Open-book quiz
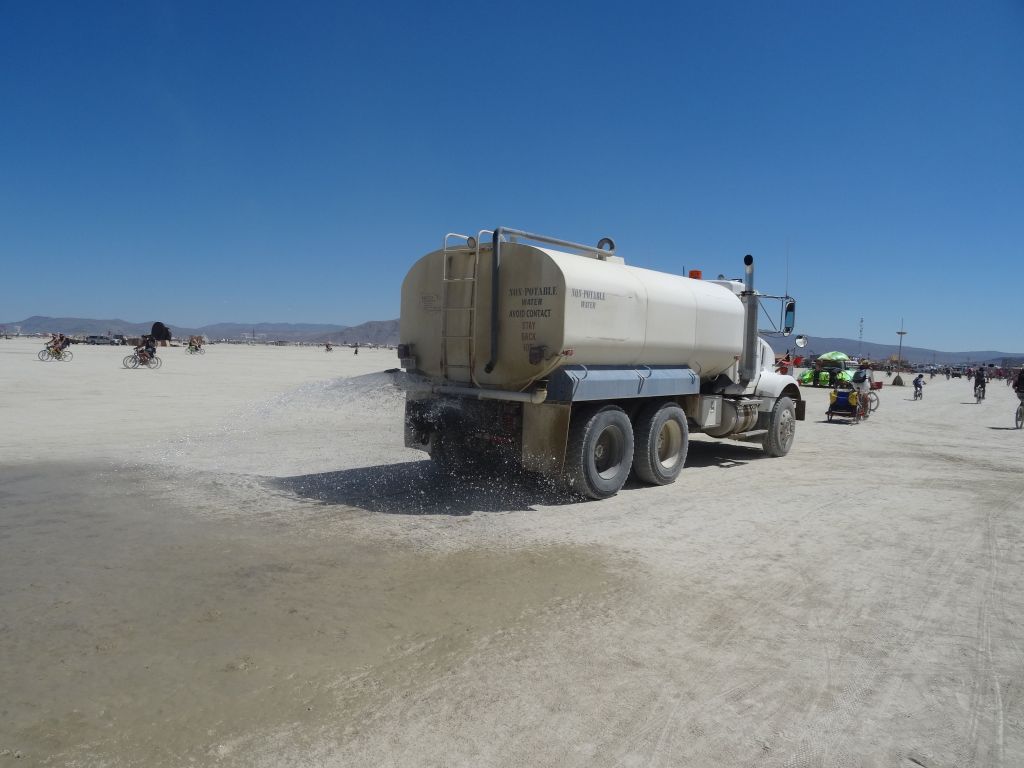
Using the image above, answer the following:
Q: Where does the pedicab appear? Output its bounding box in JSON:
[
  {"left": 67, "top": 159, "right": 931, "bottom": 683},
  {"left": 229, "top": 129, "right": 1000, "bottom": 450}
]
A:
[{"left": 826, "top": 386, "right": 868, "bottom": 423}]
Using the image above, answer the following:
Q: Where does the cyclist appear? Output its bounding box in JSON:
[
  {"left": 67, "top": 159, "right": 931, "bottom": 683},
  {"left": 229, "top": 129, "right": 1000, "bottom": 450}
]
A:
[
  {"left": 973, "top": 367, "right": 987, "bottom": 400},
  {"left": 851, "top": 362, "right": 873, "bottom": 396},
  {"left": 1014, "top": 369, "right": 1024, "bottom": 394},
  {"left": 325, "top": 342, "right": 333, "bottom": 352},
  {"left": 136, "top": 334, "right": 157, "bottom": 364},
  {"left": 850, "top": 363, "right": 873, "bottom": 418},
  {"left": 50, "top": 333, "right": 71, "bottom": 357},
  {"left": 913, "top": 373, "right": 925, "bottom": 398},
  {"left": 48, "top": 332, "right": 67, "bottom": 353}
]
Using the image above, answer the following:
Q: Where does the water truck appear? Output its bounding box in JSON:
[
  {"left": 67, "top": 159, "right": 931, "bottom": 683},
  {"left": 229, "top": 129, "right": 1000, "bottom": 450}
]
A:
[{"left": 397, "top": 227, "right": 805, "bottom": 499}]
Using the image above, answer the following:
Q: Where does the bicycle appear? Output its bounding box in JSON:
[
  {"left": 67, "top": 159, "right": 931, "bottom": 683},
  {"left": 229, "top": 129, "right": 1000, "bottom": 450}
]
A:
[
  {"left": 38, "top": 346, "right": 73, "bottom": 362},
  {"left": 186, "top": 346, "right": 205, "bottom": 355},
  {"left": 974, "top": 384, "right": 986, "bottom": 404},
  {"left": 123, "top": 352, "right": 162, "bottom": 369},
  {"left": 913, "top": 386, "right": 923, "bottom": 401}
]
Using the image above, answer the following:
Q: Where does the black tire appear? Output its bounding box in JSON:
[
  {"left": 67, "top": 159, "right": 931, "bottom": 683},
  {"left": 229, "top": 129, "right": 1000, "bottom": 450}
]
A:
[
  {"left": 1016, "top": 404, "right": 1023, "bottom": 429},
  {"left": 763, "top": 396, "right": 797, "bottom": 456},
  {"left": 868, "top": 391, "right": 879, "bottom": 411},
  {"left": 123, "top": 354, "right": 139, "bottom": 369},
  {"left": 38, "top": 348, "right": 51, "bottom": 361},
  {"left": 632, "top": 402, "right": 688, "bottom": 486},
  {"left": 564, "top": 405, "right": 634, "bottom": 499}
]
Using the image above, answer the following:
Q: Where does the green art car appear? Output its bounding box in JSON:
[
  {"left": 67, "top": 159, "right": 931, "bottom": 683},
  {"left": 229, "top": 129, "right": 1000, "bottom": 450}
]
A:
[{"left": 801, "top": 368, "right": 851, "bottom": 387}]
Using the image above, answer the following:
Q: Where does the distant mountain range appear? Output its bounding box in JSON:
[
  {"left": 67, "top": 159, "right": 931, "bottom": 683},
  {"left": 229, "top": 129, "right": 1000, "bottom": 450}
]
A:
[
  {"left": 3, "top": 316, "right": 1021, "bottom": 365},
  {"left": 0, "top": 316, "right": 400, "bottom": 345},
  {"left": 768, "top": 336, "right": 1024, "bottom": 366}
]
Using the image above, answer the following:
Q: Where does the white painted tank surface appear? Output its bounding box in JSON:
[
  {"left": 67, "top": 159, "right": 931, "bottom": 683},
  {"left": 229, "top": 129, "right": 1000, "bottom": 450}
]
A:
[{"left": 400, "top": 243, "right": 745, "bottom": 391}]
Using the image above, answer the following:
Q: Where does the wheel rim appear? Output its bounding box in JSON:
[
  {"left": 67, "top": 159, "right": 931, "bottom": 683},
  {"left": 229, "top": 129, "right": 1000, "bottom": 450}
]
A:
[
  {"left": 593, "top": 425, "right": 625, "bottom": 479},
  {"left": 778, "top": 409, "right": 795, "bottom": 450},
  {"left": 656, "top": 420, "right": 683, "bottom": 470}
]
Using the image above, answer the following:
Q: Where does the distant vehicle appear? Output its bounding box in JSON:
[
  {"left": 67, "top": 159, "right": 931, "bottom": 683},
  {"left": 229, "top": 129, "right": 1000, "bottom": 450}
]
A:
[
  {"left": 951, "top": 367, "right": 964, "bottom": 378},
  {"left": 86, "top": 335, "right": 108, "bottom": 345}
]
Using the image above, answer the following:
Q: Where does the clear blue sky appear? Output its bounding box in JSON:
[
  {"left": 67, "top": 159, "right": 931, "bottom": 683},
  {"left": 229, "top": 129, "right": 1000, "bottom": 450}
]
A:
[{"left": 2, "top": 1, "right": 1022, "bottom": 351}]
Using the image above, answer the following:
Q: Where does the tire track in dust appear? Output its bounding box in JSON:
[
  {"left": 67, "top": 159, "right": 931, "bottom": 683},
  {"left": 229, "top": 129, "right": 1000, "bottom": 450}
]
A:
[
  {"left": 775, "top": 524, "right": 984, "bottom": 767},
  {"left": 625, "top": 539, "right": 832, "bottom": 764},
  {"left": 596, "top": 576, "right": 808, "bottom": 767},
  {"left": 966, "top": 485, "right": 1023, "bottom": 767},
  {"left": 777, "top": 481, "right": 1024, "bottom": 768},
  {"left": 622, "top": 496, "right": 856, "bottom": 768}
]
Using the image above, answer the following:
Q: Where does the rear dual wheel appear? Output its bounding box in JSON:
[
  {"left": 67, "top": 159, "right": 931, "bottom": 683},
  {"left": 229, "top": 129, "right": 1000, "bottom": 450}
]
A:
[
  {"left": 632, "top": 403, "right": 688, "bottom": 486},
  {"left": 565, "top": 402, "right": 690, "bottom": 500},
  {"left": 565, "top": 405, "right": 634, "bottom": 500}
]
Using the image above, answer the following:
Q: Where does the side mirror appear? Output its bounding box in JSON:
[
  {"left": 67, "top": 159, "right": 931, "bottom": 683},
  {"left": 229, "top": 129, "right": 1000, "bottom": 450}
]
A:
[
  {"left": 783, "top": 301, "right": 796, "bottom": 336},
  {"left": 795, "top": 334, "right": 808, "bottom": 348}
]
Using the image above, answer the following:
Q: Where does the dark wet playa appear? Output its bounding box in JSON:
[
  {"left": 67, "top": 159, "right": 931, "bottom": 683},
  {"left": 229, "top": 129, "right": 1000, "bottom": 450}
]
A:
[{"left": 0, "top": 461, "right": 617, "bottom": 765}]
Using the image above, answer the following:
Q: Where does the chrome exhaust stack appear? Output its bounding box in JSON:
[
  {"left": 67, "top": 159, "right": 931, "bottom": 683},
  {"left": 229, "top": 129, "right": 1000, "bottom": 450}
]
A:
[{"left": 740, "top": 254, "right": 759, "bottom": 384}]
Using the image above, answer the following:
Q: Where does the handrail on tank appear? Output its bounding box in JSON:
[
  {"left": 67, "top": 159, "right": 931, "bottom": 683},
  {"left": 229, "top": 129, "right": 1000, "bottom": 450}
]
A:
[{"left": 484, "top": 227, "right": 617, "bottom": 374}]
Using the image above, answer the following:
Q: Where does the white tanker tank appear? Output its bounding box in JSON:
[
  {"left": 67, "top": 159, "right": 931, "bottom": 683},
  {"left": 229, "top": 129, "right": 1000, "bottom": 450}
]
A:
[{"left": 397, "top": 227, "right": 805, "bottom": 500}]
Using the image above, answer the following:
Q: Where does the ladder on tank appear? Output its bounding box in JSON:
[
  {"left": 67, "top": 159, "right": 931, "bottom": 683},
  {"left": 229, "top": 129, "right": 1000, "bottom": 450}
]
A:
[{"left": 440, "top": 233, "right": 484, "bottom": 383}]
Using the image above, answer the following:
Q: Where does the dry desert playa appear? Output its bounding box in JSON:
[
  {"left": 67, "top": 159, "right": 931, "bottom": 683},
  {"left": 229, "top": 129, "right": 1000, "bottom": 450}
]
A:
[{"left": 1, "top": 336, "right": 1022, "bottom": 767}]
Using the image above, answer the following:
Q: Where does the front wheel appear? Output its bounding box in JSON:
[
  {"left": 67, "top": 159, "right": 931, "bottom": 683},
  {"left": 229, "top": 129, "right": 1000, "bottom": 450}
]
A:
[
  {"left": 867, "top": 391, "right": 879, "bottom": 411},
  {"left": 38, "top": 348, "right": 51, "bottom": 361},
  {"left": 1016, "top": 404, "right": 1023, "bottom": 429},
  {"left": 763, "top": 396, "right": 797, "bottom": 456},
  {"left": 632, "top": 402, "right": 688, "bottom": 486},
  {"left": 565, "top": 405, "right": 634, "bottom": 499},
  {"left": 123, "top": 354, "right": 139, "bottom": 369}
]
